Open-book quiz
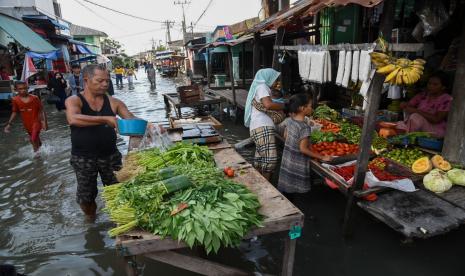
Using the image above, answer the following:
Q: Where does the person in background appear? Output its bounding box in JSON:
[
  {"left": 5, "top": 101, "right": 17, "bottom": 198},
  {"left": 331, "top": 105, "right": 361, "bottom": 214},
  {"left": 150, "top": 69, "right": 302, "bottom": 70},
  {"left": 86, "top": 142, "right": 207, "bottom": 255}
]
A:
[
  {"left": 48, "top": 72, "right": 69, "bottom": 111},
  {"left": 244, "top": 68, "right": 285, "bottom": 181},
  {"left": 147, "top": 64, "right": 156, "bottom": 88},
  {"left": 114, "top": 65, "right": 125, "bottom": 88},
  {"left": 0, "top": 66, "right": 10, "bottom": 80},
  {"left": 107, "top": 70, "right": 115, "bottom": 96},
  {"left": 4, "top": 81, "right": 46, "bottom": 152},
  {"left": 65, "top": 64, "right": 136, "bottom": 221},
  {"left": 396, "top": 71, "right": 452, "bottom": 138},
  {"left": 126, "top": 67, "right": 137, "bottom": 86},
  {"left": 276, "top": 93, "right": 330, "bottom": 198},
  {"left": 67, "top": 64, "right": 84, "bottom": 95}
]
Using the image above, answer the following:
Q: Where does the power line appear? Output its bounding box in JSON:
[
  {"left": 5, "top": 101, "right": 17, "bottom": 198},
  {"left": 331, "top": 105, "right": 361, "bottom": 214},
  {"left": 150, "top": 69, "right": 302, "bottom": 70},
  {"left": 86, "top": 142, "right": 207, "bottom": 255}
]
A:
[
  {"left": 193, "top": 0, "right": 213, "bottom": 27},
  {"left": 82, "top": 0, "right": 170, "bottom": 24},
  {"left": 73, "top": 0, "right": 124, "bottom": 29},
  {"left": 113, "top": 28, "right": 165, "bottom": 39}
]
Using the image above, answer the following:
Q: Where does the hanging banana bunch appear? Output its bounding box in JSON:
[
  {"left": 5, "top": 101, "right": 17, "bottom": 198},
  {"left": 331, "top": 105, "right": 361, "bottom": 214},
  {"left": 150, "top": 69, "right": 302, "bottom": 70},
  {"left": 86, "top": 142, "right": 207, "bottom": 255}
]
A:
[{"left": 370, "top": 52, "right": 426, "bottom": 85}]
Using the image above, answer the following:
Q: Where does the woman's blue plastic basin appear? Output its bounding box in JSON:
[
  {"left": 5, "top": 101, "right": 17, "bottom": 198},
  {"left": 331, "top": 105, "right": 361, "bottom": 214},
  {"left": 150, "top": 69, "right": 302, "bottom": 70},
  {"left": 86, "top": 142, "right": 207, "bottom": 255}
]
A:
[{"left": 117, "top": 119, "right": 147, "bottom": 136}]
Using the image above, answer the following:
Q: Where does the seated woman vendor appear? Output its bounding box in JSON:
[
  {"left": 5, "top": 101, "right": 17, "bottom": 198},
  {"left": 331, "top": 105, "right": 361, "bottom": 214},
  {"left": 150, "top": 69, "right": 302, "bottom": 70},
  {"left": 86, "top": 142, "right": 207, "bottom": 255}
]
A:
[{"left": 396, "top": 71, "right": 452, "bottom": 138}]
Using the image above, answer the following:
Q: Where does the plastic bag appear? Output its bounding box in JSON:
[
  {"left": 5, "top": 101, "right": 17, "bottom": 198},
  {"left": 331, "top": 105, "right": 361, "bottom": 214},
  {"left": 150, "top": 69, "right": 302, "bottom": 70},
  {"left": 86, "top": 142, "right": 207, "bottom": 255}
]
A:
[
  {"left": 415, "top": 0, "right": 449, "bottom": 37},
  {"left": 139, "top": 124, "right": 173, "bottom": 151}
]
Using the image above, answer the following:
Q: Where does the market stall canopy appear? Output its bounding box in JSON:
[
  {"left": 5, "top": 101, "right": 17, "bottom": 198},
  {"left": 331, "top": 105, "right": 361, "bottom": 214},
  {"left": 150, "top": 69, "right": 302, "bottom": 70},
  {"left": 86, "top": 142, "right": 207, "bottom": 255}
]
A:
[
  {"left": 246, "top": 0, "right": 384, "bottom": 34},
  {"left": 0, "top": 13, "right": 56, "bottom": 53},
  {"left": 70, "top": 55, "right": 97, "bottom": 64},
  {"left": 22, "top": 15, "right": 69, "bottom": 30},
  {"left": 201, "top": 30, "right": 276, "bottom": 50},
  {"left": 68, "top": 39, "right": 96, "bottom": 55}
]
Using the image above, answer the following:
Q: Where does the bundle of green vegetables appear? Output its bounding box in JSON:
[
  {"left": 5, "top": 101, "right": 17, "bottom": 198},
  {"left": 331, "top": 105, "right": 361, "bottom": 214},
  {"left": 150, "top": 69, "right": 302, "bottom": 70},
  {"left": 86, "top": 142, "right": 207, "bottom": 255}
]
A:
[
  {"left": 102, "top": 142, "right": 263, "bottom": 254},
  {"left": 310, "top": 130, "right": 338, "bottom": 143},
  {"left": 314, "top": 105, "right": 340, "bottom": 122},
  {"left": 339, "top": 121, "right": 362, "bottom": 144}
]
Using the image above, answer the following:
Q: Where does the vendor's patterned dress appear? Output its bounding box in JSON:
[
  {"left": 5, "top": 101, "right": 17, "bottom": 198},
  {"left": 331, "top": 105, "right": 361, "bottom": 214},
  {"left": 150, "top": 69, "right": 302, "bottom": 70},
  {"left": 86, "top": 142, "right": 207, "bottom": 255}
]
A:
[{"left": 277, "top": 118, "right": 312, "bottom": 193}]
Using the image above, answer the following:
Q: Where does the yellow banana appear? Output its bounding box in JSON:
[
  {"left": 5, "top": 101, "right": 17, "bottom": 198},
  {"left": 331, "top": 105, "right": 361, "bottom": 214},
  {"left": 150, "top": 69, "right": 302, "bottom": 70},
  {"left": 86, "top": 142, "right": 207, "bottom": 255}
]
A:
[
  {"left": 385, "top": 67, "right": 400, "bottom": 83},
  {"left": 396, "top": 58, "right": 411, "bottom": 67},
  {"left": 377, "top": 64, "right": 397, "bottom": 74},
  {"left": 413, "top": 59, "right": 426, "bottom": 65},
  {"left": 408, "top": 69, "right": 421, "bottom": 83},
  {"left": 370, "top": 52, "right": 390, "bottom": 60},
  {"left": 410, "top": 64, "right": 424, "bottom": 70},
  {"left": 402, "top": 68, "right": 411, "bottom": 85},
  {"left": 396, "top": 69, "right": 404, "bottom": 85}
]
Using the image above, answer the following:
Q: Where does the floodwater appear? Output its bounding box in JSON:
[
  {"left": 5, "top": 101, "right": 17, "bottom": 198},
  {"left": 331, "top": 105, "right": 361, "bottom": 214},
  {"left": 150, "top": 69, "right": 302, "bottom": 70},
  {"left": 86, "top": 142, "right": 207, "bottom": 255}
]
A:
[{"left": 1, "top": 71, "right": 465, "bottom": 276}]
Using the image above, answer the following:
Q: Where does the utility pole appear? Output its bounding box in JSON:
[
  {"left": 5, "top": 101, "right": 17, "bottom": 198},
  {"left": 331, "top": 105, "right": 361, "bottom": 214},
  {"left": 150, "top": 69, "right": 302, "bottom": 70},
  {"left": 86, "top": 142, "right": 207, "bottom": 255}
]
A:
[
  {"left": 162, "top": 20, "right": 175, "bottom": 48},
  {"left": 174, "top": 0, "right": 191, "bottom": 45}
]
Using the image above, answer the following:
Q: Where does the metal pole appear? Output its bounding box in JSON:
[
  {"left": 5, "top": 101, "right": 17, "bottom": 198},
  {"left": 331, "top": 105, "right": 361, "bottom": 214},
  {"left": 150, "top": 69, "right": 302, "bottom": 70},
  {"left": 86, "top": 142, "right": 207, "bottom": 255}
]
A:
[{"left": 228, "top": 46, "right": 236, "bottom": 105}]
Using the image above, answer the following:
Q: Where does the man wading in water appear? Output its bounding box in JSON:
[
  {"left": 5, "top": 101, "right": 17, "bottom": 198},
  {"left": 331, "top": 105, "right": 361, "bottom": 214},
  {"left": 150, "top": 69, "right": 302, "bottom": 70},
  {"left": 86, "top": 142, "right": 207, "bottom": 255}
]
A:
[{"left": 66, "top": 64, "right": 136, "bottom": 221}]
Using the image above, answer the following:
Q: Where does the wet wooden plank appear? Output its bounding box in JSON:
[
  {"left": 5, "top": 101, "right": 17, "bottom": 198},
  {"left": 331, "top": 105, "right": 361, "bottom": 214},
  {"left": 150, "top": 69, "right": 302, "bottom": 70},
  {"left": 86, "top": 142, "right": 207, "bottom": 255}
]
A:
[
  {"left": 145, "top": 250, "right": 249, "bottom": 276},
  {"left": 427, "top": 186, "right": 465, "bottom": 210},
  {"left": 358, "top": 189, "right": 465, "bottom": 238}
]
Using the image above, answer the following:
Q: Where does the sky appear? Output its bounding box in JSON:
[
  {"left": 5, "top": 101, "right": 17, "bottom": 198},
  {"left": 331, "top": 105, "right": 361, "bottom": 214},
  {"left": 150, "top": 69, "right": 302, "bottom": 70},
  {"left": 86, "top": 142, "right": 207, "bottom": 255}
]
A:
[{"left": 59, "top": 0, "right": 286, "bottom": 55}]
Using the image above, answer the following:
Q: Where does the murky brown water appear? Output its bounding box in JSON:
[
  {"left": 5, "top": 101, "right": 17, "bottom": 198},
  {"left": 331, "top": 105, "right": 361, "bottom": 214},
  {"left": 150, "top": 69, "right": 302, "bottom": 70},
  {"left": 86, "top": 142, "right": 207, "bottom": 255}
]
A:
[{"left": 1, "top": 70, "right": 465, "bottom": 276}]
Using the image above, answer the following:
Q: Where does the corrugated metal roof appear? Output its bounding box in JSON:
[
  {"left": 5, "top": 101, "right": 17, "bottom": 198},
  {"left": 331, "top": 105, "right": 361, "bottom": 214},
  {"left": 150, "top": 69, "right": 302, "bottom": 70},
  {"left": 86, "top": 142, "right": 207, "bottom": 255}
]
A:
[
  {"left": 70, "top": 23, "right": 107, "bottom": 37},
  {"left": 0, "top": 13, "right": 56, "bottom": 53},
  {"left": 246, "top": 0, "right": 383, "bottom": 34}
]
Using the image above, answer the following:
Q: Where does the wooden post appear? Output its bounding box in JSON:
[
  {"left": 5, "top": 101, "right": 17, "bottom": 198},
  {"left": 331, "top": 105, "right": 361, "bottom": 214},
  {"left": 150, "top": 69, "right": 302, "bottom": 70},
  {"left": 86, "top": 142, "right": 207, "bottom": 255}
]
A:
[
  {"left": 207, "top": 49, "right": 212, "bottom": 89},
  {"left": 442, "top": 18, "right": 465, "bottom": 165},
  {"left": 342, "top": 73, "right": 385, "bottom": 236},
  {"left": 342, "top": 0, "right": 396, "bottom": 237},
  {"left": 272, "top": 26, "right": 286, "bottom": 71},
  {"left": 315, "top": 13, "right": 321, "bottom": 45},
  {"left": 228, "top": 46, "right": 237, "bottom": 105},
  {"left": 242, "top": 42, "right": 246, "bottom": 88},
  {"left": 378, "top": 0, "right": 396, "bottom": 41},
  {"left": 124, "top": 256, "right": 137, "bottom": 276},
  {"left": 281, "top": 237, "right": 297, "bottom": 276},
  {"left": 253, "top": 32, "right": 261, "bottom": 76}
]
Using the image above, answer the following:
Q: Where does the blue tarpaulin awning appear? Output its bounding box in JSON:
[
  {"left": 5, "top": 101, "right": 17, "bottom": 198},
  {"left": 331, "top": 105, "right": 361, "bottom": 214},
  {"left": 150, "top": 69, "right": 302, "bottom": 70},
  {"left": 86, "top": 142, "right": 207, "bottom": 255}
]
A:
[
  {"left": 27, "top": 50, "right": 59, "bottom": 60},
  {"left": 0, "top": 13, "right": 56, "bottom": 53},
  {"left": 76, "top": 44, "right": 95, "bottom": 55},
  {"left": 71, "top": 55, "right": 97, "bottom": 64},
  {"left": 22, "top": 15, "right": 68, "bottom": 30}
]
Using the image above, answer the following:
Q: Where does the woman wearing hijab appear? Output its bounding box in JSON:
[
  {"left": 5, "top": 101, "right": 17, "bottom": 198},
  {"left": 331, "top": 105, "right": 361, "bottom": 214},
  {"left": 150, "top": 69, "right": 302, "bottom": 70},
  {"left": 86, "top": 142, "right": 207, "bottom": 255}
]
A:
[
  {"left": 244, "top": 68, "right": 285, "bottom": 180},
  {"left": 47, "top": 72, "right": 68, "bottom": 111}
]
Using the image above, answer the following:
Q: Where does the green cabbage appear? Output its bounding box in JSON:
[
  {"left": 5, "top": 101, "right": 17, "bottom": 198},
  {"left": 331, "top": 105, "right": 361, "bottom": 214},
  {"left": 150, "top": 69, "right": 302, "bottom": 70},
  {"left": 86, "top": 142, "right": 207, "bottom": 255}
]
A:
[
  {"left": 423, "top": 169, "right": 453, "bottom": 193},
  {"left": 446, "top": 169, "right": 465, "bottom": 186}
]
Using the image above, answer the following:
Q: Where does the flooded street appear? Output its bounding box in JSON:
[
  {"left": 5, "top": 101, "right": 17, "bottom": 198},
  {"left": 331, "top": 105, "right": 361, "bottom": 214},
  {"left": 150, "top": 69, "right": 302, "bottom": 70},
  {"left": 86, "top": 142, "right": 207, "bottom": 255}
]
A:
[{"left": 1, "top": 70, "right": 465, "bottom": 276}]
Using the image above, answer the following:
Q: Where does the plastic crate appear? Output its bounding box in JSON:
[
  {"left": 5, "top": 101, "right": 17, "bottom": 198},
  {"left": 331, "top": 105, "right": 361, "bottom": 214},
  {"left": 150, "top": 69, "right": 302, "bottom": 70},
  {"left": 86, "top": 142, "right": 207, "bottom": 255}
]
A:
[{"left": 417, "top": 137, "right": 443, "bottom": 151}]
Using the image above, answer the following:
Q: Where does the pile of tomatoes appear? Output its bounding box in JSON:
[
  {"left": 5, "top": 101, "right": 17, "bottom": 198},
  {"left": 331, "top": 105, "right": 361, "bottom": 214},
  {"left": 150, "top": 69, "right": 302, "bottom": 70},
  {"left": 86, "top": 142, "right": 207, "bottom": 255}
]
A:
[
  {"left": 311, "top": 142, "right": 359, "bottom": 157},
  {"left": 333, "top": 165, "right": 356, "bottom": 181},
  {"left": 315, "top": 119, "right": 341, "bottom": 133}
]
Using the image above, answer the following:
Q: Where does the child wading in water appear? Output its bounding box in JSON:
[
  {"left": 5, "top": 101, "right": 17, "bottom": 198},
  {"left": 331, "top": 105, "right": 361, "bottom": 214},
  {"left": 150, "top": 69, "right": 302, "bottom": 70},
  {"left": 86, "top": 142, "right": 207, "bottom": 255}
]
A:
[{"left": 277, "top": 93, "right": 330, "bottom": 195}]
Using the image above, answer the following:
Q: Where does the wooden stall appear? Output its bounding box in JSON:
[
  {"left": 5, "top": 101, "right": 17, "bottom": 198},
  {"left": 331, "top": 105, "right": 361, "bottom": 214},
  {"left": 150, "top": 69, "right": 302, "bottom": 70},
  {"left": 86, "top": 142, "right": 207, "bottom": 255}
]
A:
[
  {"left": 116, "top": 136, "right": 304, "bottom": 275},
  {"left": 162, "top": 92, "right": 225, "bottom": 120}
]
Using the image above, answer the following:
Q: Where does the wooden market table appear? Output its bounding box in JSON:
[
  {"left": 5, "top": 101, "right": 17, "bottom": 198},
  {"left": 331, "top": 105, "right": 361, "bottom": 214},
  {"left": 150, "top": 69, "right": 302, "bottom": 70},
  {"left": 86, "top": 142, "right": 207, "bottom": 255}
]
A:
[
  {"left": 162, "top": 92, "right": 226, "bottom": 120},
  {"left": 117, "top": 136, "right": 304, "bottom": 276},
  {"left": 309, "top": 159, "right": 465, "bottom": 239}
]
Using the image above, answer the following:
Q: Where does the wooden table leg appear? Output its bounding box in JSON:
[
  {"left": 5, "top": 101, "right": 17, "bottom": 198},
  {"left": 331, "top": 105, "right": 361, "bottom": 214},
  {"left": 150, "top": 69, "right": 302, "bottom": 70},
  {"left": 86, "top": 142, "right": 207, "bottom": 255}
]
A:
[
  {"left": 282, "top": 237, "right": 297, "bottom": 276},
  {"left": 177, "top": 106, "right": 182, "bottom": 119},
  {"left": 219, "top": 102, "right": 224, "bottom": 121},
  {"left": 124, "top": 256, "right": 138, "bottom": 276}
]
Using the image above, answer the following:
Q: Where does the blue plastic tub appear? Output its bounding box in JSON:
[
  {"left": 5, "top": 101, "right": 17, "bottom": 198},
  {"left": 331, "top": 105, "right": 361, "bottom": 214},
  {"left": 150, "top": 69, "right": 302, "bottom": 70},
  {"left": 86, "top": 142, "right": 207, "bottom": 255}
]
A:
[
  {"left": 117, "top": 119, "right": 147, "bottom": 136},
  {"left": 417, "top": 137, "right": 443, "bottom": 151}
]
